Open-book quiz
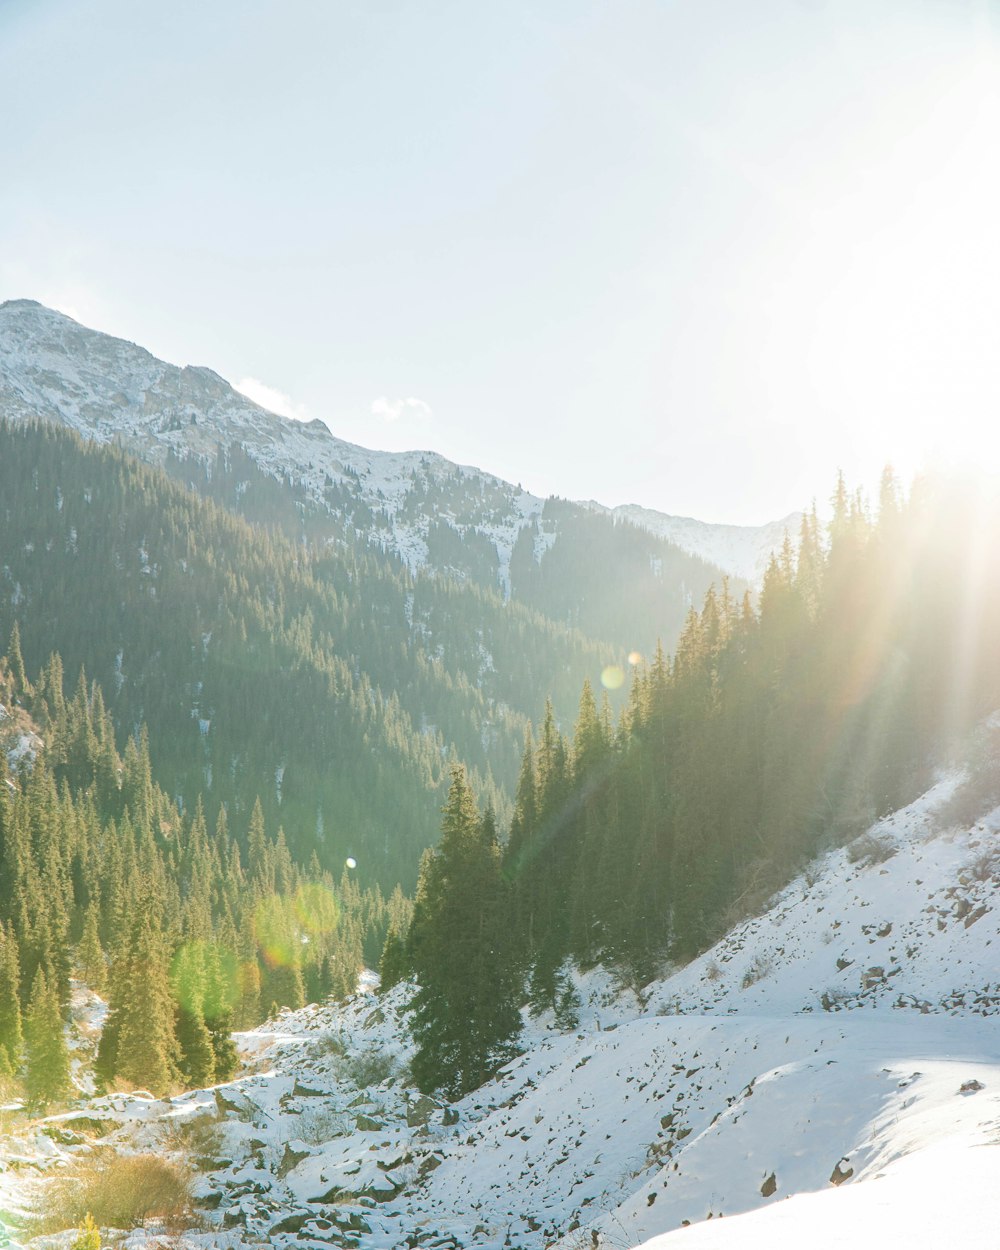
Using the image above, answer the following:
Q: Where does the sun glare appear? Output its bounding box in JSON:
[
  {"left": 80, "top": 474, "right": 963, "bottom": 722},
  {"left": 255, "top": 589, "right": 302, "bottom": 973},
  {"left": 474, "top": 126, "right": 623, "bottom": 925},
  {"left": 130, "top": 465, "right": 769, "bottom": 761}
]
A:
[{"left": 753, "top": 46, "right": 1000, "bottom": 496}]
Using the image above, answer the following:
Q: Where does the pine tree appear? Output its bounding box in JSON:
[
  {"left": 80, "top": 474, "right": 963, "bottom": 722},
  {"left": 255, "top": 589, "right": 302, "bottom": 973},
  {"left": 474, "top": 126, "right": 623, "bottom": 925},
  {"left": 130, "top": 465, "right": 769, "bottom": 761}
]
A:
[
  {"left": 106, "top": 919, "right": 181, "bottom": 1096},
  {"left": 408, "top": 769, "right": 522, "bottom": 1097},
  {"left": 0, "top": 922, "right": 23, "bottom": 1071},
  {"left": 6, "top": 621, "right": 29, "bottom": 700},
  {"left": 78, "top": 903, "right": 105, "bottom": 991},
  {"left": 24, "top": 965, "right": 69, "bottom": 1107},
  {"left": 171, "top": 943, "right": 215, "bottom": 1088},
  {"left": 377, "top": 923, "right": 409, "bottom": 993}
]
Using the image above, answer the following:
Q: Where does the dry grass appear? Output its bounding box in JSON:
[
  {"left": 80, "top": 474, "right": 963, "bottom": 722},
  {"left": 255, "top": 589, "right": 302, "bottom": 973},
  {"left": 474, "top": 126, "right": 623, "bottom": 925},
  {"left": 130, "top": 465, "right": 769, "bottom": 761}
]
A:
[
  {"left": 845, "top": 832, "right": 897, "bottom": 867},
  {"left": 740, "top": 951, "right": 775, "bottom": 989},
  {"left": 34, "top": 1151, "right": 193, "bottom": 1234}
]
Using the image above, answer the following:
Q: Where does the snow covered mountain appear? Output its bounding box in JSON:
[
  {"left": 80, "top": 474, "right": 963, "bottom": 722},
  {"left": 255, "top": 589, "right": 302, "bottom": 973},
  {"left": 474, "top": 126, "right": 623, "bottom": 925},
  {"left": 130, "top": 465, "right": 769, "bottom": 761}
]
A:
[
  {"left": 0, "top": 300, "right": 786, "bottom": 600},
  {"left": 5, "top": 741, "right": 999, "bottom": 1249},
  {"left": 584, "top": 501, "right": 801, "bottom": 585}
]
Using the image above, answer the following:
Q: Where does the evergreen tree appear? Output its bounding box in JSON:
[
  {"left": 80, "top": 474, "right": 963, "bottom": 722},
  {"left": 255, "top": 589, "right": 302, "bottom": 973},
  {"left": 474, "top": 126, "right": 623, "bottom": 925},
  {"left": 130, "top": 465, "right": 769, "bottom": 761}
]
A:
[
  {"left": 78, "top": 903, "right": 105, "bottom": 991},
  {"left": 6, "top": 621, "right": 29, "bottom": 700},
  {"left": 105, "top": 920, "right": 181, "bottom": 1096},
  {"left": 377, "top": 922, "right": 409, "bottom": 993},
  {"left": 408, "top": 770, "right": 522, "bottom": 1097},
  {"left": 24, "top": 965, "right": 69, "bottom": 1107},
  {"left": 0, "top": 922, "right": 23, "bottom": 1071}
]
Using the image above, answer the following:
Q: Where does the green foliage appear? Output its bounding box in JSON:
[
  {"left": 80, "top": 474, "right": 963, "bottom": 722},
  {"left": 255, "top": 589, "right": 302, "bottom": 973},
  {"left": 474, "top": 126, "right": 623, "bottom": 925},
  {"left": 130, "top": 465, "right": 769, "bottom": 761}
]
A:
[
  {"left": 493, "top": 470, "right": 1000, "bottom": 990},
  {"left": 377, "top": 923, "right": 410, "bottom": 994},
  {"left": 70, "top": 1212, "right": 101, "bottom": 1250},
  {"left": 24, "top": 965, "right": 69, "bottom": 1107},
  {"left": 408, "top": 771, "right": 523, "bottom": 1097},
  {"left": 0, "top": 649, "right": 405, "bottom": 1096},
  {"left": 0, "top": 923, "right": 23, "bottom": 1072},
  {"left": 0, "top": 420, "right": 641, "bottom": 892}
]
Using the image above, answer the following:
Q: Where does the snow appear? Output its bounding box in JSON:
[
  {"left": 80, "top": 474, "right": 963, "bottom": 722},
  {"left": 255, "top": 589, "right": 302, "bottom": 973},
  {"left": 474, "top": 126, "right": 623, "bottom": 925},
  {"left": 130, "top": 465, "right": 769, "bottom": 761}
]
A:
[
  {"left": 0, "top": 300, "right": 780, "bottom": 589},
  {"left": 2, "top": 760, "right": 998, "bottom": 1249},
  {"left": 583, "top": 501, "right": 799, "bottom": 584}
]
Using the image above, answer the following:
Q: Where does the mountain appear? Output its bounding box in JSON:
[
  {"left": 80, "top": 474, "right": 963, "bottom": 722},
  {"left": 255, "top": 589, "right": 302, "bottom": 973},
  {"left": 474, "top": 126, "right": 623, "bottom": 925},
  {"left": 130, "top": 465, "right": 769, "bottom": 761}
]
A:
[
  {"left": 0, "top": 299, "right": 771, "bottom": 655},
  {"left": 0, "top": 420, "right": 631, "bottom": 888},
  {"left": 4, "top": 751, "right": 998, "bottom": 1248},
  {"left": 584, "top": 500, "right": 802, "bottom": 584}
]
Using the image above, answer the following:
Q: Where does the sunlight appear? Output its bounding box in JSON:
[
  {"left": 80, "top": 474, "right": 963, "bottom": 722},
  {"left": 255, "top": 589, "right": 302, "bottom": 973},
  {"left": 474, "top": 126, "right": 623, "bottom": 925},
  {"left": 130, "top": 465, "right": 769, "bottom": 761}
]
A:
[{"left": 757, "top": 46, "right": 1000, "bottom": 492}]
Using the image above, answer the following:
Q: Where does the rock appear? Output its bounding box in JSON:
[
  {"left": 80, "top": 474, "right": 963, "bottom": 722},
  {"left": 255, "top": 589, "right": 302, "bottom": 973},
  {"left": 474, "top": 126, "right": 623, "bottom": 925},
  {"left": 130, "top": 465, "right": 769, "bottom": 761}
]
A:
[
  {"left": 366, "top": 1182, "right": 401, "bottom": 1203},
  {"left": 406, "top": 1094, "right": 439, "bottom": 1127},
  {"left": 293, "top": 1080, "right": 329, "bottom": 1097},
  {"left": 53, "top": 1115, "right": 111, "bottom": 1138},
  {"left": 960, "top": 1079, "right": 985, "bottom": 1094},
  {"left": 355, "top": 1113, "right": 384, "bottom": 1131},
  {"left": 861, "top": 966, "right": 885, "bottom": 991},
  {"left": 442, "top": 1107, "right": 460, "bottom": 1126},
  {"left": 40, "top": 1125, "right": 85, "bottom": 1145},
  {"left": 760, "top": 1172, "right": 777, "bottom": 1197},
  {"left": 278, "top": 1142, "right": 313, "bottom": 1178},
  {"left": 193, "top": 1189, "right": 225, "bottom": 1210},
  {"left": 215, "top": 1087, "right": 260, "bottom": 1122},
  {"left": 830, "top": 1159, "right": 854, "bottom": 1186},
  {"left": 268, "top": 1210, "right": 313, "bottom": 1235}
]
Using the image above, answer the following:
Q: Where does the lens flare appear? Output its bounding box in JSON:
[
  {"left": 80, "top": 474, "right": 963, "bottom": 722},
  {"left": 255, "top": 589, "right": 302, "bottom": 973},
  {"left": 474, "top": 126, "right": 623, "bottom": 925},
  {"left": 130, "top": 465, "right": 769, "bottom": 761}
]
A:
[
  {"left": 345, "top": 856, "right": 357, "bottom": 869},
  {"left": 255, "top": 895, "right": 298, "bottom": 970},
  {"left": 627, "top": 651, "right": 643, "bottom": 666},
  {"left": 170, "top": 940, "right": 240, "bottom": 1016},
  {"left": 293, "top": 881, "right": 340, "bottom": 936},
  {"left": 601, "top": 664, "right": 625, "bottom": 690}
]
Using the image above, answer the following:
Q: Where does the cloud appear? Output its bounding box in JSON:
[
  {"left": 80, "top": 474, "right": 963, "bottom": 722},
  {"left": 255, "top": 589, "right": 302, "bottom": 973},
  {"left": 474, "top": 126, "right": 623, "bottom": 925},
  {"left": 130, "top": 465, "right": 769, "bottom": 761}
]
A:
[
  {"left": 371, "top": 395, "right": 433, "bottom": 424},
  {"left": 235, "top": 376, "right": 310, "bottom": 421}
]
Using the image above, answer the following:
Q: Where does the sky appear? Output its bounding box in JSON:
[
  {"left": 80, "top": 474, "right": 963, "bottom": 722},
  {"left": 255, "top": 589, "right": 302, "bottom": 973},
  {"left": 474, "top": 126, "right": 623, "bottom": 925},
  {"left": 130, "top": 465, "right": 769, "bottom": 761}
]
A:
[{"left": 1, "top": 0, "right": 999, "bottom": 525}]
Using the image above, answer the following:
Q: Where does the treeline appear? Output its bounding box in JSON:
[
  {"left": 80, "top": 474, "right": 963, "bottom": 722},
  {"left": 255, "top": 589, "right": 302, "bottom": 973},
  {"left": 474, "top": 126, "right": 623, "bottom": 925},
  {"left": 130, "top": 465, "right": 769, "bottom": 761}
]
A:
[
  {"left": 0, "top": 644, "right": 409, "bottom": 1105},
  {"left": 394, "top": 472, "right": 1000, "bottom": 1092},
  {"left": 0, "top": 422, "right": 616, "bottom": 889}
]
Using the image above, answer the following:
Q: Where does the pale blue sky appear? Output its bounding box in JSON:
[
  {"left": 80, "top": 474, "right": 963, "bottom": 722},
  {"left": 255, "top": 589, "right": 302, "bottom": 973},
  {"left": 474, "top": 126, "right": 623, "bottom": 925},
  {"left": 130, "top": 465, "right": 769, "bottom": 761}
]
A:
[{"left": 2, "top": 1, "right": 998, "bottom": 523}]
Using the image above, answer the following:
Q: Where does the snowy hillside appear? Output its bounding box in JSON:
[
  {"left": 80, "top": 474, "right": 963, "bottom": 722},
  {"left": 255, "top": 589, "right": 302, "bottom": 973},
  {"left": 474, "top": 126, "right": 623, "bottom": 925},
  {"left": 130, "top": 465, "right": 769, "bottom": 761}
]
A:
[
  {"left": 0, "top": 300, "right": 782, "bottom": 589},
  {"left": 585, "top": 502, "right": 801, "bottom": 584},
  {"left": 4, "top": 759, "right": 999, "bottom": 1249}
]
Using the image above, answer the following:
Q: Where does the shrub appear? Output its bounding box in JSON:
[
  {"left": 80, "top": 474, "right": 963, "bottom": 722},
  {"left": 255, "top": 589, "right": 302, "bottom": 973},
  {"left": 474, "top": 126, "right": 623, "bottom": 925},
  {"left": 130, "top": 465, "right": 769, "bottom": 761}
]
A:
[
  {"left": 311, "top": 1030, "right": 347, "bottom": 1058},
  {"left": 70, "top": 1212, "right": 101, "bottom": 1250},
  {"left": 35, "top": 1152, "right": 192, "bottom": 1234},
  {"left": 298, "top": 1105, "right": 352, "bottom": 1145},
  {"left": 740, "top": 952, "right": 775, "bottom": 989},
  {"left": 846, "top": 832, "right": 897, "bottom": 867},
  {"left": 341, "top": 1044, "right": 397, "bottom": 1088}
]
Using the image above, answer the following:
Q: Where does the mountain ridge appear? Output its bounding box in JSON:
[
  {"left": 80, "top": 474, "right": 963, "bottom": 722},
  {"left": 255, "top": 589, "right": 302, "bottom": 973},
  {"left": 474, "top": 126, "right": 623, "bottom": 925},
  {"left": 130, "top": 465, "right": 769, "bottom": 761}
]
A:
[{"left": 0, "top": 299, "right": 788, "bottom": 592}]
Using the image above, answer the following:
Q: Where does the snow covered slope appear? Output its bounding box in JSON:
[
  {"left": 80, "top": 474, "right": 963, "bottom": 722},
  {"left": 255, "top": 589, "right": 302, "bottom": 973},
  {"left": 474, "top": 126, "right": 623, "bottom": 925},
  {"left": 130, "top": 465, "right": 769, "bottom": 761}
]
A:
[
  {"left": 0, "top": 300, "right": 782, "bottom": 589},
  {"left": 5, "top": 759, "right": 999, "bottom": 1249},
  {"left": 585, "top": 502, "right": 801, "bottom": 584},
  {"left": 0, "top": 299, "right": 543, "bottom": 584}
]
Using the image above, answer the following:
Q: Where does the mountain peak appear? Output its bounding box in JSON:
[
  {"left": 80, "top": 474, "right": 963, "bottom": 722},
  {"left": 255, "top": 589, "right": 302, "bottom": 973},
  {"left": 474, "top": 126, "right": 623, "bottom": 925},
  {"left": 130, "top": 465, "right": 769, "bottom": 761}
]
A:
[{"left": 0, "top": 301, "right": 789, "bottom": 587}]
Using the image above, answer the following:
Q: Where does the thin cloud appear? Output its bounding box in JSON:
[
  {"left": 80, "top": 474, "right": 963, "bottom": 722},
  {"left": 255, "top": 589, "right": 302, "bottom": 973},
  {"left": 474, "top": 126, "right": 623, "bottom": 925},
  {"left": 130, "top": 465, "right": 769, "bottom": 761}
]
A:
[
  {"left": 235, "top": 376, "right": 310, "bottom": 421},
  {"left": 371, "top": 395, "right": 433, "bottom": 424}
]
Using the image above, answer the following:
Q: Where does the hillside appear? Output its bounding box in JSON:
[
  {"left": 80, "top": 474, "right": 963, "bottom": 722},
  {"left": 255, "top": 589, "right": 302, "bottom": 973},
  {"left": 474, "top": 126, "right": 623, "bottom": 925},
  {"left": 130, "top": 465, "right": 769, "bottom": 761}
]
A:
[
  {"left": 0, "top": 300, "right": 760, "bottom": 654},
  {"left": 0, "top": 421, "right": 622, "bottom": 887},
  {"left": 4, "top": 746, "right": 998, "bottom": 1249}
]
